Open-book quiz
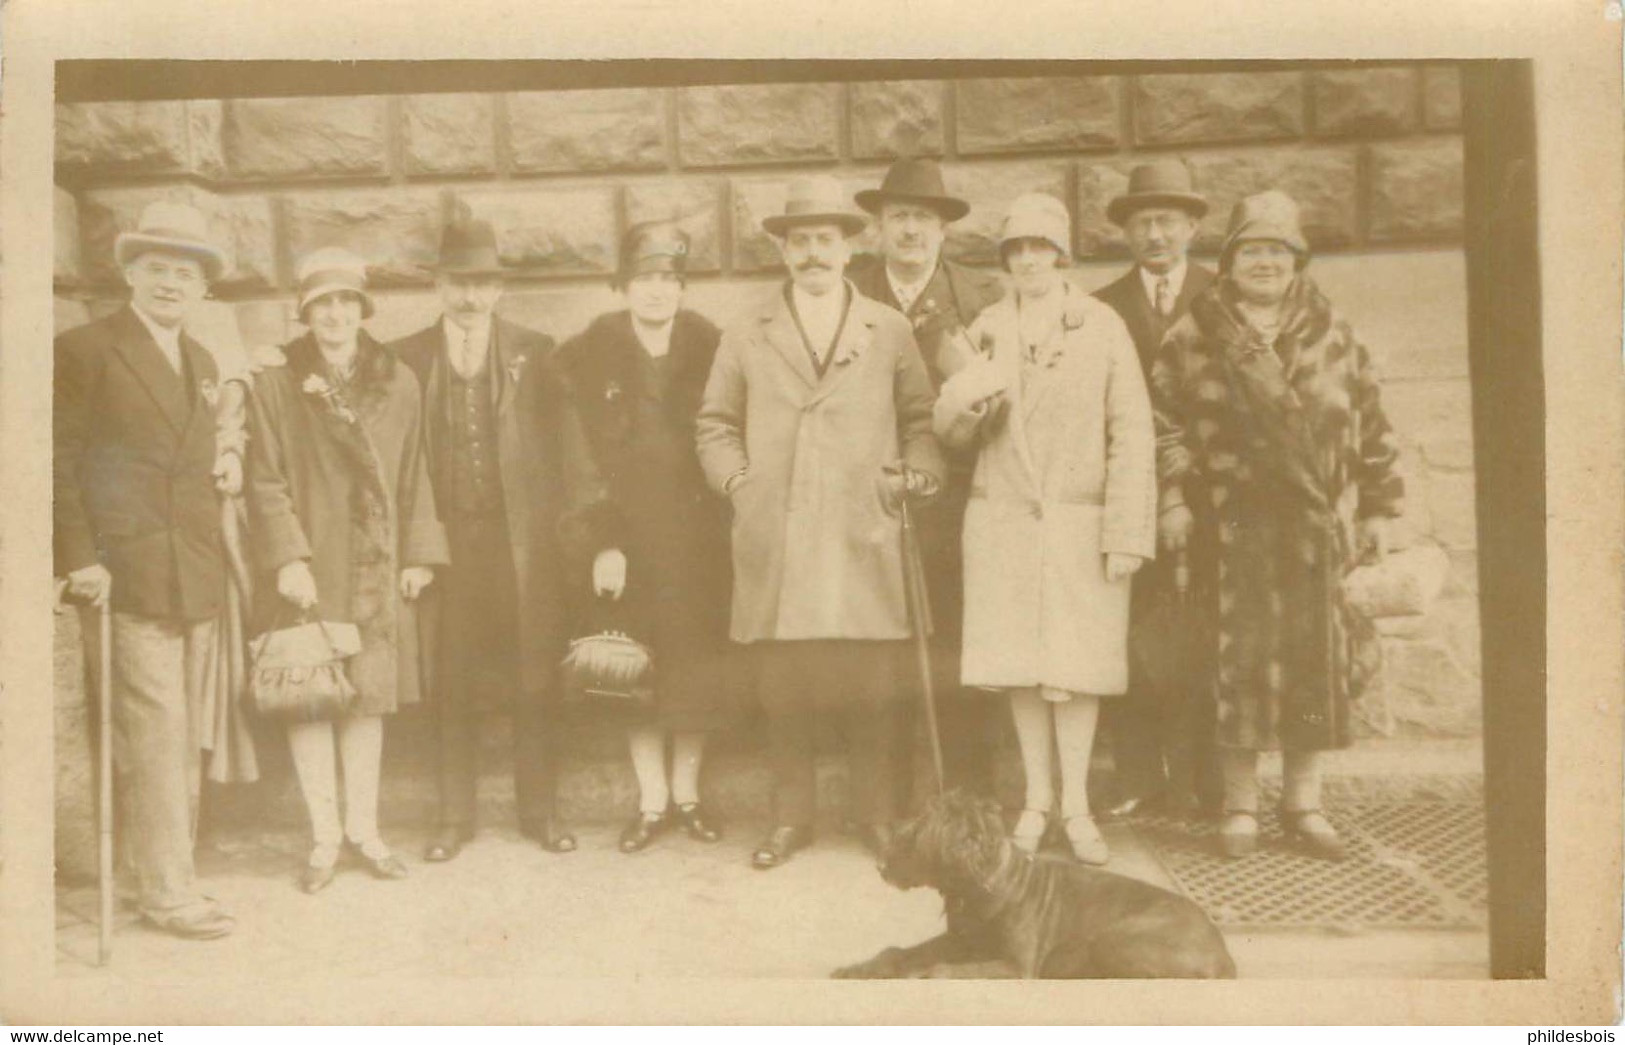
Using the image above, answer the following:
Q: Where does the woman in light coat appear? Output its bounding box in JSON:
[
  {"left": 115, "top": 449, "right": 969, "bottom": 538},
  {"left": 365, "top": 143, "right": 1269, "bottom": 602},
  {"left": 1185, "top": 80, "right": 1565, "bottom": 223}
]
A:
[
  {"left": 933, "top": 193, "right": 1157, "bottom": 864},
  {"left": 246, "top": 247, "right": 448, "bottom": 892}
]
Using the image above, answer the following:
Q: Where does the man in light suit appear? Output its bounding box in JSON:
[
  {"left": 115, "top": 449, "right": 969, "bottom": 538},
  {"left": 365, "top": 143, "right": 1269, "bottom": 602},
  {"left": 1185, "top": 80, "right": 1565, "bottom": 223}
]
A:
[
  {"left": 392, "top": 220, "right": 619, "bottom": 862},
  {"left": 849, "top": 158, "right": 1003, "bottom": 808},
  {"left": 1092, "top": 159, "right": 1223, "bottom": 820},
  {"left": 54, "top": 202, "right": 240, "bottom": 940},
  {"left": 696, "top": 175, "right": 945, "bottom": 869}
]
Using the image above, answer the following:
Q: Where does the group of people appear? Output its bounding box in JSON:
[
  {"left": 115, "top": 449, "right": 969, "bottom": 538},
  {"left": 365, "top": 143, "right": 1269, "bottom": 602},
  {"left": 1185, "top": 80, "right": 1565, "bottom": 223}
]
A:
[{"left": 53, "top": 151, "right": 1404, "bottom": 943}]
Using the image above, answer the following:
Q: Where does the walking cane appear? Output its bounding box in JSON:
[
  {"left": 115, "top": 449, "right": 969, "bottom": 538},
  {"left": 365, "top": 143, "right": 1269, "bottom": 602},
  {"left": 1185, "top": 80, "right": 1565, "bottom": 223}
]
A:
[
  {"left": 897, "top": 479, "right": 947, "bottom": 798},
  {"left": 56, "top": 574, "right": 115, "bottom": 966},
  {"left": 96, "top": 584, "right": 113, "bottom": 967}
]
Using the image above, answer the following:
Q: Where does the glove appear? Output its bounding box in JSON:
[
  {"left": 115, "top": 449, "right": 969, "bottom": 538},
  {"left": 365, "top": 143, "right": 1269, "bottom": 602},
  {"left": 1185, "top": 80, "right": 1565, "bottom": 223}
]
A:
[
  {"left": 593, "top": 548, "right": 628, "bottom": 599},
  {"left": 1158, "top": 504, "right": 1194, "bottom": 552},
  {"left": 66, "top": 563, "right": 112, "bottom": 608},
  {"left": 277, "top": 560, "right": 319, "bottom": 610},
  {"left": 1104, "top": 553, "right": 1145, "bottom": 582},
  {"left": 399, "top": 566, "right": 434, "bottom": 600}
]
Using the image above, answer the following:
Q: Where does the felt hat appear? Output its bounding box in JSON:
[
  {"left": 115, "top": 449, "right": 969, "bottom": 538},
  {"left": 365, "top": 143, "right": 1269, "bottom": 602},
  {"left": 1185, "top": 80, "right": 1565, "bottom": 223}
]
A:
[
  {"left": 1106, "top": 159, "right": 1210, "bottom": 226},
  {"left": 854, "top": 157, "right": 970, "bottom": 222},
  {"left": 615, "top": 221, "right": 690, "bottom": 288},
  {"left": 295, "top": 246, "right": 375, "bottom": 319},
  {"left": 998, "top": 192, "right": 1073, "bottom": 265},
  {"left": 761, "top": 175, "right": 869, "bottom": 238},
  {"left": 1218, "top": 190, "right": 1311, "bottom": 270},
  {"left": 433, "top": 219, "right": 509, "bottom": 278},
  {"left": 113, "top": 201, "right": 226, "bottom": 280}
]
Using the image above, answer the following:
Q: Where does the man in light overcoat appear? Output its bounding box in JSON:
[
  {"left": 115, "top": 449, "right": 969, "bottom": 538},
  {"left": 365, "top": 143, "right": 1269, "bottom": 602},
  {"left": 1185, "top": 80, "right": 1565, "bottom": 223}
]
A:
[{"left": 696, "top": 175, "right": 945, "bottom": 869}]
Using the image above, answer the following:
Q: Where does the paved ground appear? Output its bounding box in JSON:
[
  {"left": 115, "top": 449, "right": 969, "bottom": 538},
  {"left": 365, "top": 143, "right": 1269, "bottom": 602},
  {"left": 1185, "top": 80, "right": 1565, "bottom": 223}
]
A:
[{"left": 55, "top": 805, "right": 1487, "bottom": 982}]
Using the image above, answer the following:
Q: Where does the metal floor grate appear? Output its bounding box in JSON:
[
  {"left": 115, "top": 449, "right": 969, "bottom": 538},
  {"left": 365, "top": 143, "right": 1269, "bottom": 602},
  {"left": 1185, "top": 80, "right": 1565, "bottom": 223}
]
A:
[{"left": 1134, "top": 798, "right": 1488, "bottom": 931}]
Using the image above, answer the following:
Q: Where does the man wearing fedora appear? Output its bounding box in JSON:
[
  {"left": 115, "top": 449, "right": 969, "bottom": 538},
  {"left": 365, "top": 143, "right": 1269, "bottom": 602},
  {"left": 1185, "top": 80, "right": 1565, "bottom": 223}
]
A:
[
  {"left": 392, "top": 219, "right": 619, "bottom": 861},
  {"left": 1092, "top": 158, "right": 1223, "bottom": 820},
  {"left": 54, "top": 201, "right": 241, "bottom": 939},
  {"left": 696, "top": 175, "right": 945, "bottom": 869},
  {"left": 849, "top": 157, "right": 1005, "bottom": 807}
]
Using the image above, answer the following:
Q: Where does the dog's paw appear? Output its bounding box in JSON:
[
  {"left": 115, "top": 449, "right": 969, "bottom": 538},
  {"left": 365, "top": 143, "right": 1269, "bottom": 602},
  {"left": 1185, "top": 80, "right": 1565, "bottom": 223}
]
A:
[{"left": 831, "top": 948, "right": 906, "bottom": 979}]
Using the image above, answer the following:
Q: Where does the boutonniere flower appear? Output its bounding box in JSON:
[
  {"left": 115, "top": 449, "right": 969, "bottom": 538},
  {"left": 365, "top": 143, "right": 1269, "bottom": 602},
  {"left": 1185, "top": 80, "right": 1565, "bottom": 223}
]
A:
[
  {"left": 507, "top": 353, "right": 527, "bottom": 386},
  {"left": 832, "top": 329, "right": 871, "bottom": 369},
  {"left": 199, "top": 377, "right": 219, "bottom": 407},
  {"left": 302, "top": 372, "right": 357, "bottom": 424},
  {"left": 604, "top": 379, "right": 623, "bottom": 402}
]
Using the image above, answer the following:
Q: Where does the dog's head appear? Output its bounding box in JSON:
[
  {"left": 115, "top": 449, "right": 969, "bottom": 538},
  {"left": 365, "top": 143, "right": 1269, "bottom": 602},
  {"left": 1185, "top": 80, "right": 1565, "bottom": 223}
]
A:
[{"left": 879, "top": 789, "right": 1011, "bottom": 896}]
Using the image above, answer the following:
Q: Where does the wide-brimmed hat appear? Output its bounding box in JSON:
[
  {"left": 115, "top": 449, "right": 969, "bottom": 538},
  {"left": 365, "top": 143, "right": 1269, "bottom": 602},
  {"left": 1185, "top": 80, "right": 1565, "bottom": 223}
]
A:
[
  {"left": 761, "top": 175, "right": 869, "bottom": 238},
  {"left": 433, "top": 219, "right": 509, "bottom": 278},
  {"left": 1106, "top": 159, "right": 1210, "bottom": 227},
  {"left": 854, "top": 157, "right": 970, "bottom": 223},
  {"left": 998, "top": 192, "right": 1073, "bottom": 265},
  {"left": 615, "top": 220, "right": 690, "bottom": 288},
  {"left": 114, "top": 201, "right": 226, "bottom": 280},
  {"left": 1219, "top": 190, "right": 1310, "bottom": 270},
  {"left": 296, "top": 246, "right": 375, "bottom": 319}
]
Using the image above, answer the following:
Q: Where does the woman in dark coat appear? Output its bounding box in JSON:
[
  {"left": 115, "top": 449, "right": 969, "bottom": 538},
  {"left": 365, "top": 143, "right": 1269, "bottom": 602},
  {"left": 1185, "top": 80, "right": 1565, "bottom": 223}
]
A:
[
  {"left": 1150, "top": 191, "right": 1403, "bottom": 861},
  {"left": 557, "top": 222, "right": 738, "bottom": 852},
  {"left": 246, "top": 247, "right": 448, "bottom": 891}
]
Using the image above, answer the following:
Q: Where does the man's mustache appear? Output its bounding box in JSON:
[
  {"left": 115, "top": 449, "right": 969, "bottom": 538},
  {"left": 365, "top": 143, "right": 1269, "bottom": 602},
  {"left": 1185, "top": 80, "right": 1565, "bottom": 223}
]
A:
[{"left": 795, "top": 261, "right": 834, "bottom": 272}]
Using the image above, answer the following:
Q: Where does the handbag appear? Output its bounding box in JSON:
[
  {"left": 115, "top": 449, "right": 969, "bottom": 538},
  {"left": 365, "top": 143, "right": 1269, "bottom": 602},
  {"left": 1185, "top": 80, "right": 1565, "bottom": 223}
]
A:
[
  {"left": 248, "top": 611, "right": 363, "bottom": 723},
  {"left": 560, "top": 595, "right": 655, "bottom": 708}
]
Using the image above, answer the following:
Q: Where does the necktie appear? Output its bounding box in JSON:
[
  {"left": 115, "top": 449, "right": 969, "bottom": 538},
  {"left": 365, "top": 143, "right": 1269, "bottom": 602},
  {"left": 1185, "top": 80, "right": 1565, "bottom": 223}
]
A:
[{"left": 1154, "top": 276, "right": 1175, "bottom": 318}]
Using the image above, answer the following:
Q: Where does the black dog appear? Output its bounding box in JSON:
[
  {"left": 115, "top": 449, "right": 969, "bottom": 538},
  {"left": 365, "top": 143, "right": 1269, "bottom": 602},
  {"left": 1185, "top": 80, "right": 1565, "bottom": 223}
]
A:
[{"left": 833, "top": 790, "right": 1237, "bottom": 979}]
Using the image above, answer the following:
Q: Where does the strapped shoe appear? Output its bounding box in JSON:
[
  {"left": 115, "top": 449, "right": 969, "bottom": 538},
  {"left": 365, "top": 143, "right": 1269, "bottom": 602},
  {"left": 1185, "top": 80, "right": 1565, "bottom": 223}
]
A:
[
  {"left": 619, "top": 810, "right": 671, "bottom": 853},
  {"left": 1282, "top": 810, "right": 1349, "bottom": 862},
  {"left": 1010, "top": 808, "right": 1050, "bottom": 854},
  {"left": 1062, "top": 815, "right": 1110, "bottom": 866},
  {"left": 1218, "top": 811, "right": 1260, "bottom": 859},
  {"left": 674, "top": 802, "right": 723, "bottom": 843}
]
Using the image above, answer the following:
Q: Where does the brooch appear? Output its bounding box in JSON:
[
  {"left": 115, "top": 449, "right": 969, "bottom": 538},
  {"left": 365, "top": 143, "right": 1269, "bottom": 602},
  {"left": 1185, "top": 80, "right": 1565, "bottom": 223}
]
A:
[
  {"left": 301, "top": 372, "right": 357, "bottom": 424},
  {"left": 604, "top": 379, "right": 623, "bottom": 402}
]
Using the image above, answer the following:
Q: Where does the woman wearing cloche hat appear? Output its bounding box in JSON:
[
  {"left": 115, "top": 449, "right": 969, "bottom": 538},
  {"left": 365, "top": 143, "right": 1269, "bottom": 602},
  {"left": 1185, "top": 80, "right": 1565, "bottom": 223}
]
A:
[
  {"left": 244, "top": 246, "right": 449, "bottom": 893},
  {"left": 932, "top": 192, "right": 1158, "bottom": 866},
  {"left": 1150, "top": 190, "right": 1405, "bottom": 862},
  {"left": 556, "top": 221, "right": 742, "bottom": 853}
]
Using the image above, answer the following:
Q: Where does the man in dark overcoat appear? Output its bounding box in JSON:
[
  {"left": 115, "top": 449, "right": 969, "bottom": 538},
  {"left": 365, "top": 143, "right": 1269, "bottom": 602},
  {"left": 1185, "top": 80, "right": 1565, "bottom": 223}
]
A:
[
  {"left": 1091, "top": 159, "right": 1223, "bottom": 820},
  {"left": 53, "top": 201, "right": 241, "bottom": 940},
  {"left": 849, "top": 158, "right": 1003, "bottom": 806},
  {"left": 392, "top": 220, "right": 618, "bottom": 861}
]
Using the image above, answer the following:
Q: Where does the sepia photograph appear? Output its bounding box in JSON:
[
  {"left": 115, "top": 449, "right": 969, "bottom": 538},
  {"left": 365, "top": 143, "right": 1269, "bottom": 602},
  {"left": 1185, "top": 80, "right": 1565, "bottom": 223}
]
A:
[{"left": 1, "top": 0, "right": 1620, "bottom": 1027}]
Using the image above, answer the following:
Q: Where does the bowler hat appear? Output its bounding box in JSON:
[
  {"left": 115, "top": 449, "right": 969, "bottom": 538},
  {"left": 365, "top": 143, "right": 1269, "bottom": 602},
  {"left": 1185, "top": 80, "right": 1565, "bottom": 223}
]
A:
[
  {"left": 854, "top": 157, "right": 970, "bottom": 222},
  {"left": 295, "top": 246, "right": 375, "bottom": 320},
  {"left": 1106, "top": 159, "right": 1209, "bottom": 227},
  {"left": 433, "top": 219, "right": 508, "bottom": 278},
  {"left": 761, "top": 176, "right": 869, "bottom": 238},
  {"left": 1219, "top": 190, "right": 1310, "bottom": 270},
  {"left": 615, "top": 221, "right": 690, "bottom": 288},
  {"left": 114, "top": 201, "right": 226, "bottom": 280}
]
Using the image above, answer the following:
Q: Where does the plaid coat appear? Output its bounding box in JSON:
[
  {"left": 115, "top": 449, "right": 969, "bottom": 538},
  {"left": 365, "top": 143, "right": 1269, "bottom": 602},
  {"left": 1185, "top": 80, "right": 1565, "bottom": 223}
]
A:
[{"left": 1151, "top": 274, "right": 1403, "bottom": 751}]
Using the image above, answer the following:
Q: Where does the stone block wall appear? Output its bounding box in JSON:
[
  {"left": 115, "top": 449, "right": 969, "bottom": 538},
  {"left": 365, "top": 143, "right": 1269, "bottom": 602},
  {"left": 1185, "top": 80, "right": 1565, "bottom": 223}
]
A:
[{"left": 51, "top": 66, "right": 1479, "bottom": 751}]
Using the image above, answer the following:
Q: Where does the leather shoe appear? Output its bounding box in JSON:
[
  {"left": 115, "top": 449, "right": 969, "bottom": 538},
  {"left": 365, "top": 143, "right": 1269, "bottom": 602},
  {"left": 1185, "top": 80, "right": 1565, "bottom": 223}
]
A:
[
  {"left": 356, "top": 849, "right": 410, "bottom": 881},
  {"left": 144, "top": 904, "right": 235, "bottom": 940},
  {"left": 522, "top": 817, "right": 578, "bottom": 854},
  {"left": 423, "top": 825, "right": 473, "bottom": 863},
  {"left": 1282, "top": 810, "right": 1349, "bottom": 862},
  {"left": 298, "top": 862, "right": 337, "bottom": 894},
  {"left": 619, "top": 810, "right": 671, "bottom": 853},
  {"left": 1099, "top": 792, "right": 1163, "bottom": 822},
  {"left": 853, "top": 822, "right": 894, "bottom": 860},
  {"left": 674, "top": 802, "right": 723, "bottom": 843},
  {"left": 751, "top": 825, "right": 812, "bottom": 870}
]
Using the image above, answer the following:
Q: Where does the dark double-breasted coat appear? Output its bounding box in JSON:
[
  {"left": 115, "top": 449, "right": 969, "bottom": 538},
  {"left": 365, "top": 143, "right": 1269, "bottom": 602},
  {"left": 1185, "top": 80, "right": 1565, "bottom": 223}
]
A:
[
  {"left": 557, "top": 309, "right": 739, "bottom": 731},
  {"left": 54, "top": 306, "right": 227, "bottom": 621},
  {"left": 392, "top": 318, "right": 613, "bottom": 696}
]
